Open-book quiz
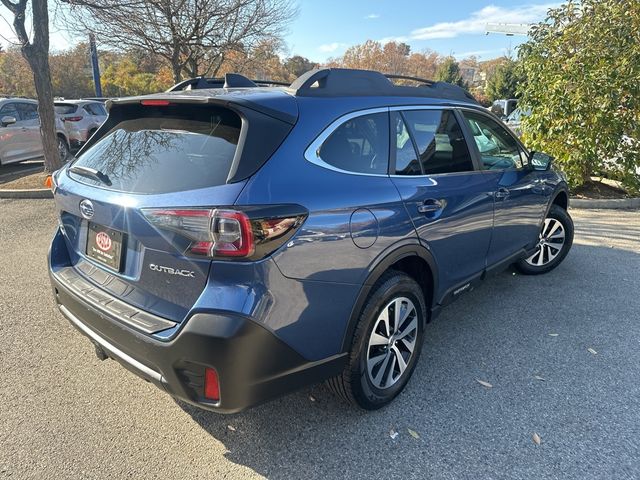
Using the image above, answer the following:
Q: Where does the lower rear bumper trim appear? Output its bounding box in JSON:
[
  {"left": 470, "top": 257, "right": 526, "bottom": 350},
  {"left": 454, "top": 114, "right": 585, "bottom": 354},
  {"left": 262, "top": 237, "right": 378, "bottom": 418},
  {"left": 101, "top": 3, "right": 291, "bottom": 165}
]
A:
[{"left": 59, "top": 304, "right": 164, "bottom": 384}]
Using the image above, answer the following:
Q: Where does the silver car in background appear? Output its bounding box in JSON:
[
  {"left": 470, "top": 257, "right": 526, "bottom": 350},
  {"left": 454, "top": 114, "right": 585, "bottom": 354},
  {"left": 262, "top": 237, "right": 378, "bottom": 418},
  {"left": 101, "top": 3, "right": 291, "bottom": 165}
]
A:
[
  {"left": 0, "top": 98, "right": 71, "bottom": 166},
  {"left": 505, "top": 108, "right": 531, "bottom": 138},
  {"left": 54, "top": 100, "right": 107, "bottom": 149}
]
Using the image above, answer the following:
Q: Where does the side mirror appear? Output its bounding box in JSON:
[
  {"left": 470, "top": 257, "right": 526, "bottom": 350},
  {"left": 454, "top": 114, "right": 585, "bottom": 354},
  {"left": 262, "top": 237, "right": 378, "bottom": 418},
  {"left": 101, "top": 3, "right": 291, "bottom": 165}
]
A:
[
  {"left": 529, "top": 151, "right": 554, "bottom": 171},
  {"left": 1, "top": 115, "right": 17, "bottom": 127}
]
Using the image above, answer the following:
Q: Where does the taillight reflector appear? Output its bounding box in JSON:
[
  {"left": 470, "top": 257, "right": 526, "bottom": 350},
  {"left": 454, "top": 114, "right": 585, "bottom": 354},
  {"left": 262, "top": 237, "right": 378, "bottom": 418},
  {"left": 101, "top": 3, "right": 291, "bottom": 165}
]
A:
[
  {"left": 204, "top": 368, "right": 220, "bottom": 402},
  {"left": 63, "top": 116, "right": 83, "bottom": 122}
]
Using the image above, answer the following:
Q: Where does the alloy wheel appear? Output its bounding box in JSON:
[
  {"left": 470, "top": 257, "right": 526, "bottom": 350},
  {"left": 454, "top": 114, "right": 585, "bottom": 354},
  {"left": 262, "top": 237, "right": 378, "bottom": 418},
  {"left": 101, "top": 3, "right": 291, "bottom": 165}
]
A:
[
  {"left": 58, "top": 138, "right": 68, "bottom": 162},
  {"left": 366, "top": 296, "right": 418, "bottom": 389},
  {"left": 525, "top": 217, "right": 566, "bottom": 267}
]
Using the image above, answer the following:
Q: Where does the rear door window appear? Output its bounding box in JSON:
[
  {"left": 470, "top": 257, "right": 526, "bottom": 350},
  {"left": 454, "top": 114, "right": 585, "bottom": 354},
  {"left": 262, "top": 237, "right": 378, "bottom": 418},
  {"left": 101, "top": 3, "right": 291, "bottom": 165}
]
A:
[
  {"left": 391, "top": 112, "right": 421, "bottom": 175},
  {"left": 400, "top": 109, "right": 475, "bottom": 175},
  {"left": 317, "top": 112, "right": 389, "bottom": 175},
  {"left": 69, "top": 105, "right": 241, "bottom": 194}
]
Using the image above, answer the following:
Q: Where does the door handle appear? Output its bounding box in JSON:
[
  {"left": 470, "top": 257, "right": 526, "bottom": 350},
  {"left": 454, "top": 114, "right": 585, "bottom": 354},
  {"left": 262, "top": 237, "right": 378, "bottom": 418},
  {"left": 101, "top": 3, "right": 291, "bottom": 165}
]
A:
[
  {"left": 417, "top": 199, "right": 444, "bottom": 214},
  {"left": 495, "top": 188, "right": 510, "bottom": 200}
]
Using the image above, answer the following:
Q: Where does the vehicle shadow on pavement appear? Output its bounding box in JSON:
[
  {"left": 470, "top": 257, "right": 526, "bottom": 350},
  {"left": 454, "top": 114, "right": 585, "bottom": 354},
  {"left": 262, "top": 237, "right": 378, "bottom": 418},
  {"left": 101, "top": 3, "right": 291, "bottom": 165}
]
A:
[{"left": 177, "top": 241, "right": 640, "bottom": 480}]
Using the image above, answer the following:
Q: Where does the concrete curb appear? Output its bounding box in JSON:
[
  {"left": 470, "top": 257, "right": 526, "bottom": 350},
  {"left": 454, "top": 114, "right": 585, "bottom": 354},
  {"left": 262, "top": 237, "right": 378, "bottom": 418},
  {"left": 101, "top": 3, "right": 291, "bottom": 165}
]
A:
[
  {"left": 0, "top": 188, "right": 53, "bottom": 199},
  {"left": 571, "top": 197, "right": 640, "bottom": 209}
]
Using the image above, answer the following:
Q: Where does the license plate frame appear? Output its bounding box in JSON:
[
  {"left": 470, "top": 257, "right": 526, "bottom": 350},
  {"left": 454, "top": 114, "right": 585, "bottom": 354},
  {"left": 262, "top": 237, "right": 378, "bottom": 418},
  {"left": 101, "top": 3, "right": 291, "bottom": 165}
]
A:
[{"left": 86, "top": 222, "right": 125, "bottom": 272}]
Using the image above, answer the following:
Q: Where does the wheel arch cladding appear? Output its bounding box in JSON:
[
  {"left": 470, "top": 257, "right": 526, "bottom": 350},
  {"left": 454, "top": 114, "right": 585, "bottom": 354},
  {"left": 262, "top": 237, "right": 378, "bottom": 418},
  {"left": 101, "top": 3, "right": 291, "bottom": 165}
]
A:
[
  {"left": 552, "top": 190, "right": 569, "bottom": 210},
  {"left": 340, "top": 243, "right": 437, "bottom": 353}
]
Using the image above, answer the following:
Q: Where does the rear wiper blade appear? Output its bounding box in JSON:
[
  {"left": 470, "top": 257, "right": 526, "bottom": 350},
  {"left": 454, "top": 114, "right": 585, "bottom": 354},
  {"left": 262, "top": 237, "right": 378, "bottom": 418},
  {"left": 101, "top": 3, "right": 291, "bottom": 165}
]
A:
[{"left": 69, "top": 165, "right": 111, "bottom": 186}]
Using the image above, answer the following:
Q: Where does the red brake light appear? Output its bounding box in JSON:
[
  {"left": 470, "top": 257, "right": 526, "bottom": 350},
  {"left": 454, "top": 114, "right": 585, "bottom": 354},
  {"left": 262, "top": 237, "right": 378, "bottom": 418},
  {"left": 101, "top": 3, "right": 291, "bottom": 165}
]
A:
[
  {"left": 63, "top": 116, "right": 83, "bottom": 122},
  {"left": 142, "top": 206, "right": 306, "bottom": 260},
  {"left": 204, "top": 368, "right": 220, "bottom": 402},
  {"left": 140, "top": 99, "right": 171, "bottom": 106},
  {"left": 142, "top": 208, "right": 254, "bottom": 258}
]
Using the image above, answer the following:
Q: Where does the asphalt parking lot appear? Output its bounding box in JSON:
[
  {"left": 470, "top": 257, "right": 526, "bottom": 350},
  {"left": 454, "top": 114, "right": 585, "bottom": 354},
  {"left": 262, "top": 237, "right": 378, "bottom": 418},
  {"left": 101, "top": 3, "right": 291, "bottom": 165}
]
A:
[{"left": 1, "top": 200, "right": 639, "bottom": 479}]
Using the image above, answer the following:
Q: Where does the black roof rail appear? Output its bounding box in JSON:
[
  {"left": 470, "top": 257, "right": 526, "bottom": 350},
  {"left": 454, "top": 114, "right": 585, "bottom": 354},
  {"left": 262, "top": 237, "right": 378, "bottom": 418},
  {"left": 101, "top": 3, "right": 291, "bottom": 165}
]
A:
[
  {"left": 288, "top": 68, "right": 478, "bottom": 104},
  {"left": 166, "top": 74, "right": 290, "bottom": 92},
  {"left": 383, "top": 73, "right": 435, "bottom": 86}
]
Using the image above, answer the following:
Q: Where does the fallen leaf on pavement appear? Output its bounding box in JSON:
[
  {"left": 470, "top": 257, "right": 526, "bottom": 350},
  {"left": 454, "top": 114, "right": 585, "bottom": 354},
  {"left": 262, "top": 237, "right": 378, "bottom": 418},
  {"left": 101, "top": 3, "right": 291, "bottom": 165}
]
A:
[
  {"left": 533, "top": 375, "right": 545, "bottom": 381},
  {"left": 588, "top": 348, "right": 598, "bottom": 355},
  {"left": 476, "top": 379, "right": 493, "bottom": 388},
  {"left": 389, "top": 428, "right": 398, "bottom": 440},
  {"left": 227, "top": 425, "right": 236, "bottom": 432},
  {"left": 408, "top": 428, "right": 420, "bottom": 439},
  {"left": 532, "top": 433, "right": 541, "bottom": 445}
]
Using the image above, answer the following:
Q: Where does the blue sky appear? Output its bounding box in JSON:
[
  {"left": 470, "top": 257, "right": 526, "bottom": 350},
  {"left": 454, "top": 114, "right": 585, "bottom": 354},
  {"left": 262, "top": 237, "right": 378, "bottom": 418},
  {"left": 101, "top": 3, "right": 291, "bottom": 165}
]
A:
[
  {"left": 1, "top": 1, "right": 560, "bottom": 62},
  {"left": 286, "top": 1, "right": 560, "bottom": 61}
]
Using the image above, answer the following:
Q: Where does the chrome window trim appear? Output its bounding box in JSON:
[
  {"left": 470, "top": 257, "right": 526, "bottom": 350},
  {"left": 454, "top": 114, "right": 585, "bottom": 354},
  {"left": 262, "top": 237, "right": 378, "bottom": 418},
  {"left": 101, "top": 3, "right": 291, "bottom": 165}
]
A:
[
  {"left": 304, "top": 107, "right": 390, "bottom": 177},
  {"left": 304, "top": 103, "right": 508, "bottom": 179}
]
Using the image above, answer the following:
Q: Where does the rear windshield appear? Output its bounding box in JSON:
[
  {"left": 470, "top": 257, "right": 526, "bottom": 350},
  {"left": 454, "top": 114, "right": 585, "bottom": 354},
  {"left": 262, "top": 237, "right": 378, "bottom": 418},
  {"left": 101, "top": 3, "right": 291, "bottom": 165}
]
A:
[
  {"left": 69, "top": 106, "right": 241, "bottom": 194},
  {"left": 55, "top": 104, "right": 78, "bottom": 114}
]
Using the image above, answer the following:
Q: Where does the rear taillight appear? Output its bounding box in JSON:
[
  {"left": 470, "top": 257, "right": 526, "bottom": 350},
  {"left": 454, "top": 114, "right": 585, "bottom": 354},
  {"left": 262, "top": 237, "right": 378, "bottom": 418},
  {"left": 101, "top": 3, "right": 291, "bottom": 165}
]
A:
[
  {"left": 141, "top": 206, "right": 306, "bottom": 260},
  {"left": 63, "top": 116, "right": 83, "bottom": 122}
]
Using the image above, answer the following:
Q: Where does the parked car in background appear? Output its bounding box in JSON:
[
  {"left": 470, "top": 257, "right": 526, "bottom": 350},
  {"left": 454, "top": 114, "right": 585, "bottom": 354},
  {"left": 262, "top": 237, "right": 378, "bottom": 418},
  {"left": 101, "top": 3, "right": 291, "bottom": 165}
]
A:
[
  {"left": 490, "top": 99, "right": 518, "bottom": 119},
  {"left": 54, "top": 100, "right": 108, "bottom": 149},
  {"left": 505, "top": 108, "right": 531, "bottom": 138},
  {"left": 0, "top": 98, "right": 70, "bottom": 165}
]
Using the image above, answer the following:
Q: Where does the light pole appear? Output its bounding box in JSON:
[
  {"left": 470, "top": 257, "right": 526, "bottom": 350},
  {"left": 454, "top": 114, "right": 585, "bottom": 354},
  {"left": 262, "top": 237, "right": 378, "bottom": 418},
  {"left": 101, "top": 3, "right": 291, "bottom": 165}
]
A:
[
  {"left": 89, "top": 33, "right": 103, "bottom": 97},
  {"left": 485, "top": 23, "right": 531, "bottom": 36}
]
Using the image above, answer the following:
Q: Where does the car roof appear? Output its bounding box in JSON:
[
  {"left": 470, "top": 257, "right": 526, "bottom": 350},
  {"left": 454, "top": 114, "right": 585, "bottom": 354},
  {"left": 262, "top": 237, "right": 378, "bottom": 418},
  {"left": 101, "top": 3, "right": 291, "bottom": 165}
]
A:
[
  {"left": 54, "top": 99, "right": 102, "bottom": 105},
  {"left": 0, "top": 97, "right": 37, "bottom": 104}
]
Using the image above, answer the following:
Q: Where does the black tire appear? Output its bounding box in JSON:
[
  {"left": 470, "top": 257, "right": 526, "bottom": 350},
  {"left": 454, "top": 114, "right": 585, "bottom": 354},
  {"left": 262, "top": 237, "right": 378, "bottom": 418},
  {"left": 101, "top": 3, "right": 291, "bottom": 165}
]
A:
[
  {"left": 515, "top": 204, "right": 574, "bottom": 275},
  {"left": 327, "top": 271, "right": 426, "bottom": 410},
  {"left": 58, "top": 135, "right": 70, "bottom": 163}
]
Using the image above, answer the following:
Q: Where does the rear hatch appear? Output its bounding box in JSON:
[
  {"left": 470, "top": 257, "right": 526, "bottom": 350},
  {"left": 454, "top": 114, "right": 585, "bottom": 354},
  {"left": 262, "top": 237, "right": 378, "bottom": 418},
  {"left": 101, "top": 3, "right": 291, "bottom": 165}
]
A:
[{"left": 53, "top": 93, "right": 296, "bottom": 323}]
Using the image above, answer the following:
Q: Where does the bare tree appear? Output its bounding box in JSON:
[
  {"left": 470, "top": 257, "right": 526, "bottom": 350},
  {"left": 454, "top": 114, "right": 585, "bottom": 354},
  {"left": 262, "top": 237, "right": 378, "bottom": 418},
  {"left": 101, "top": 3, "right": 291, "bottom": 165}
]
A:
[
  {"left": 59, "top": 0, "right": 297, "bottom": 83},
  {"left": 1, "top": 0, "right": 61, "bottom": 172}
]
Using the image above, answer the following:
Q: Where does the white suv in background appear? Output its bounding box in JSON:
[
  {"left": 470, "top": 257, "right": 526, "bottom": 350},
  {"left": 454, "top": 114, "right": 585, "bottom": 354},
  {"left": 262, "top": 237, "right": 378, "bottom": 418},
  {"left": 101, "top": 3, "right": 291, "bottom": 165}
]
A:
[
  {"left": 54, "top": 100, "right": 107, "bottom": 149},
  {"left": 0, "top": 98, "right": 71, "bottom": 166}
]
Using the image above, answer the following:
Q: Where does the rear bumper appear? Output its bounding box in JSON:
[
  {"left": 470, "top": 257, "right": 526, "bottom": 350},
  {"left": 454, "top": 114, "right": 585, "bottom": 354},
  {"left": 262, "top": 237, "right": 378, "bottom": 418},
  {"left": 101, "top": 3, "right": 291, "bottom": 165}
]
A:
[{"left": 49, "top": 265, "right": 346, "bottom": 414}]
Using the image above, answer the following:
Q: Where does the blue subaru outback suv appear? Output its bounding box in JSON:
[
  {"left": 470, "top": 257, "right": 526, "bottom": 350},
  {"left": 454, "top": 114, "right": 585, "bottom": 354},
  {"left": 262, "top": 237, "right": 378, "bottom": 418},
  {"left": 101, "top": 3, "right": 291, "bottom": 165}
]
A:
[{"left": 48, "top": 69, "right": 573, "bottom": 413}]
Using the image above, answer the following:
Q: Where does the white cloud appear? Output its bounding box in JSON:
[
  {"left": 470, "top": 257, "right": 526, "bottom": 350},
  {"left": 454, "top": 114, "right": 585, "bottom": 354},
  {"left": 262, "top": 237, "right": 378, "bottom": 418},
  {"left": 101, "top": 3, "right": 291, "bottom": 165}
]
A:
[
  {"left": 378, "top": 36, "right": 410, "bottom": 44},
  {"left": 317, "top": 42, "right": 349, "bottom": 53},
  {"left": 364, "top": 13, "right": 380, "bottom": 20},
  {"left": 410, "top": 3, "right": 559, "bottom": 40}
]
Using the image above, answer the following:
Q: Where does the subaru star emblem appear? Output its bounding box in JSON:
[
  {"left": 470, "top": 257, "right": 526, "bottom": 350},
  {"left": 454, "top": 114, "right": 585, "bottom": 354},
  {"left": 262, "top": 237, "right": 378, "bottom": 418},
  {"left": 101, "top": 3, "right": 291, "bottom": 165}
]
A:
[{"left": 79, "top": 199, "right": 95, "bottom": 219}]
